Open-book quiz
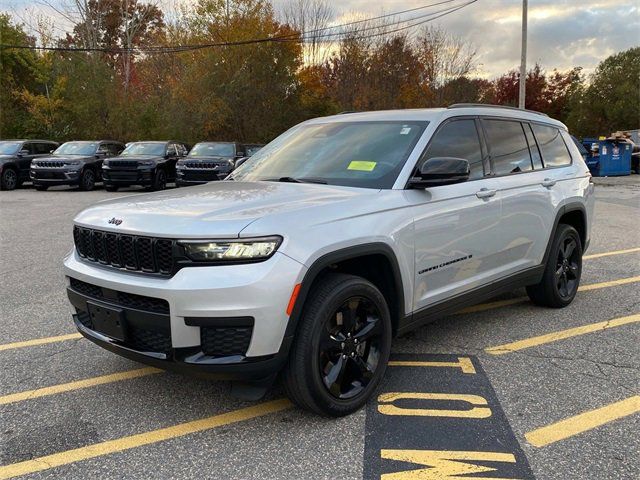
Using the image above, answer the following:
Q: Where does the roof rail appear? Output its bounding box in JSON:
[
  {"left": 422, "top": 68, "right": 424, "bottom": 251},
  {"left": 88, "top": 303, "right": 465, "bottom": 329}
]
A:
[{"left": 448, "top": 103, "right": 548, "bottom": 117}]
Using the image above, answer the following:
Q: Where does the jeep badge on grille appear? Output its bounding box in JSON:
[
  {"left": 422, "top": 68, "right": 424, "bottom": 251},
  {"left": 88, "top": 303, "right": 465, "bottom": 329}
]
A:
[{"left": 108, "top": 217, "right": 123, "bottom": 226}]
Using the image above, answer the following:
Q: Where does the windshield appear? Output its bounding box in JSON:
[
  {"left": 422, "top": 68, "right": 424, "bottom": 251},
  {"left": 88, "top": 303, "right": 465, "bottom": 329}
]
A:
[
  {"left": 54, "top": 142, "right": 99, "bottom": 156},
  {"left": 189, "top": 143, "right": 235, "bottom": 157},
  {"left": 0, "top": 142, "right": 22, "bottom": 155},
  {"left": 231, "top": 121, "right": 428, "bottom": 189},
  {"left": 121, "top": 142, "right": 167, "bottom": 156}
]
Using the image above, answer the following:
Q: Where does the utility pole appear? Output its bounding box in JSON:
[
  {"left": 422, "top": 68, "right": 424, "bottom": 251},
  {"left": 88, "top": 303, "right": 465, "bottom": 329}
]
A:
[{"left": 519, "top": 0, "right": 528, "bottom": 109}]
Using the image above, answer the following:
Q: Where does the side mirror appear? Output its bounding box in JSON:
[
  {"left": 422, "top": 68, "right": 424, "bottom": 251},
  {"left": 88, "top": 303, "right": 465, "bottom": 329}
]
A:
[
  {"left": 408, "top": 157, "right": 470, "bottom": 189},
  {"left": 234, "top": 157, "right": 249, "bottom": 169},
  {"left": 17, "top": 149, "right": 29, "bottom": 157}
]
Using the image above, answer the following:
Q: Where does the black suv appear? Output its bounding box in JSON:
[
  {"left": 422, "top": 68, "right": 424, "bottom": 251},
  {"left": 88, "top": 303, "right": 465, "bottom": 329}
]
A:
[
  {"left": 30, "top": 141, "right": 124, "bottom": 191},
  {"left": 102, "top": 141, "right": 189, "bottom": 191},
  {"left": 176, "top": 142, "right": 246, "bottom": 186},
  {"left": 0, "top": 140, "right": 59, "bottom": 190}
]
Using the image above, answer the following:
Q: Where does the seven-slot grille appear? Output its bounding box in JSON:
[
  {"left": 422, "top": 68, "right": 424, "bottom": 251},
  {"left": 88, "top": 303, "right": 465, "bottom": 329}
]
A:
[
  {"left": 108, "top": 160, "right": 139, "bottom": 168},
  {"left": 35, "top": 160, "right": 65, "bottom": 168},
  {"left": 73, "top": 226, "right": 175, "bottom": 275},
  {"left": 184, "top": 161, "right": 221, "bottom": 169}
]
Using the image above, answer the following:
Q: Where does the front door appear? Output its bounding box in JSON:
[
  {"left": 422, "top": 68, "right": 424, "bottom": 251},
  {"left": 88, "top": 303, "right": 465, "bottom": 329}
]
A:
[{"left": 410, "top": 118, "right": 503, "bottom": 311}]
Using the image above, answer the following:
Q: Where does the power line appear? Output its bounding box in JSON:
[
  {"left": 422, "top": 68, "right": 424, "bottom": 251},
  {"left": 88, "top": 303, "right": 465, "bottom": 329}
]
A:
[{"left": 0, "top": 0, "right": 477, "bottom": 54}]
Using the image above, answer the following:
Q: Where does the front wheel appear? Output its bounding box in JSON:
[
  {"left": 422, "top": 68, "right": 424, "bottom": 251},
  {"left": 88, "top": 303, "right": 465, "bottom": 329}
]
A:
[
  {"left": 527, "top": 224, "right": 583, "bottom": 308},
  {"left": 148, "top": 169, "right": 166, "bottom": 191},
  {"left": 282, "top": 273, "right": 392, "bottom": 417},
  {"left": 79, "top": 169, "right": 95, "bottom": 191},
  {"left": 0, "top": 168, "right": 18, "bottom": 190}
]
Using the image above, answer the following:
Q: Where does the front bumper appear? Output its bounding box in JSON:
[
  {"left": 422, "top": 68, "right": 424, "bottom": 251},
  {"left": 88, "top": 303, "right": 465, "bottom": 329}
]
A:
[
  {"left": 64, "top": 249, "right": 306, "bottom": 378},
  {"left": 102, "top": 167, "right": 154, "bottom": 186},
  {"left": 30, "top": 168, "right": 81, "bottom": 185}
]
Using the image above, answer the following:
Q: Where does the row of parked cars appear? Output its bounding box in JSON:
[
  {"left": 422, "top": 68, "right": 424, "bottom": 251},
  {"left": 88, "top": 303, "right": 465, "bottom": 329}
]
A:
[{"left": 0, "top": 139, "right": 263, "bottom": 191}]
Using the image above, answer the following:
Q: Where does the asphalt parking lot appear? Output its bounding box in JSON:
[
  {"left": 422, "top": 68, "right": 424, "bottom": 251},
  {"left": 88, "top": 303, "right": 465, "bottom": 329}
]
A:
[{"left": 1, "top": 178, "right": 638, "bottom": 480}]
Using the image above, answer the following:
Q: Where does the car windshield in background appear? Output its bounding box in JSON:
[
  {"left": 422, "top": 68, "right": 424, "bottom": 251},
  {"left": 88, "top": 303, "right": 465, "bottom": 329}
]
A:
[
  {"left": 54, "top": 142, "right": 99, "bottom": 156},
  {"left": 0, "top": 142, "right": 21, "bottom": 155},
  {"left": 231, "top": 121, "right": 428, "bottom": 189},
  {"left": 121, "top": 143, "right": 167, "bottom": 156},
  {"left": 189, "top": 143, "right": 235, "bottom": 157}
]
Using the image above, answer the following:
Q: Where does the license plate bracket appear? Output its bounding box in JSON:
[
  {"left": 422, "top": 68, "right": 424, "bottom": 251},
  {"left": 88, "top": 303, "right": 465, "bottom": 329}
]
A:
[{"left": 87, "top": 301, "right": 126, "bottom": 341}]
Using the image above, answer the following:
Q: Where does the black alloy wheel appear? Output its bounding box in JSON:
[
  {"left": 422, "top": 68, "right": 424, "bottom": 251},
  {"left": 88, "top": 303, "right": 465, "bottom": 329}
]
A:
[
  {"left": 319, "top": 296, "right": 383, "bottom": 400},
  {"left": 1, "top": 168, "right": 18, "bottom": 190},
  {"left": 556, "top": 235, "right": 580, "bottom": 300},
  {"left": 80, "top": 169, "right": 95, "bottom": 191}
]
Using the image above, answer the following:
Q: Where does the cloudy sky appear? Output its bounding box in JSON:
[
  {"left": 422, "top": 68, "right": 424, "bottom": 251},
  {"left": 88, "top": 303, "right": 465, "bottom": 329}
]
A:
[{"left": 2, "top": 0, "right": 638, "bottom": 78}]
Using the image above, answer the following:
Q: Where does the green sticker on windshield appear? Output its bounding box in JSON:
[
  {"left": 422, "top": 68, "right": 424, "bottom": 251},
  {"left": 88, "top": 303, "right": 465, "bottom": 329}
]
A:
[{"left": 348, "top": 161, "right": 377, "bottom": 172}]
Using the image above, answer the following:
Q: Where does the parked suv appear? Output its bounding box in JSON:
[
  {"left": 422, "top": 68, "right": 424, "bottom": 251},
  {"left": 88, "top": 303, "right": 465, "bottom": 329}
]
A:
[
  {"left": 31, "top": 141, "right": 124, "bottom": 191},
  {"left": 102, "top": 141, "right": 189, "bottom": 191},
  {"left": 0, "top": 140, "right": 58, "bottom": 190},
  {"left": 176, "top": 142, "right": 246, "bottom": 186},
  {"left": 64, "top": 105, "right": 594, "bottom": 416}
]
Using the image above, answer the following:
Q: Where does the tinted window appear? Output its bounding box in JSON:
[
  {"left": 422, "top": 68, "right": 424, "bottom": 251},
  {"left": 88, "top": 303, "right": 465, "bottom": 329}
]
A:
[
  {"left": 523, "top": 124, "right": 543, "bottom": 169},
  {"left": 167, "top": 144, "right": 177, "bottom": 156},
  {"left": 532, "top": 125, "right": 572, "bottom": 167},
  {"left": 54, "top": 142, "right": 99, "bottom": 156},
  {"left": 107, "top": 143, "right": 123, "bottom": 155},
  {"left": 484, "top": 120, "right": 532, "bottom": 175},
  {"left": 121, "top": 143, "right": 166, "bottom": 156},
  {"left": 35, "top": 143, "right": 54, "bottom": 154},
  {"left": 421, "top": 119, "right": 484, "bottom": 180}
]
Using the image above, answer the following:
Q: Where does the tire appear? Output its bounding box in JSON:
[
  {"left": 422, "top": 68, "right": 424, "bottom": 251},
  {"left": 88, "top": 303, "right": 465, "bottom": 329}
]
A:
[
  {"left": 148, "top": 169, "right": 167, "bottom": 191},
  {"left": 79, "top": 169, "right": 95, "bottom": 191},
  {"left": 282, "top": 273, "right": 392, "bottom": 417},
  {"left": 105, "top": 186, "right": 119, "bottom": 192},
  {"left": 527, "top": 224, "right": 583, "bottom": 308},
  {"left": 0, "top": 167, "right": 18, "bottom": 191},
  {"left": 34, "top": 184, "right": 48, "bottom": 191}
]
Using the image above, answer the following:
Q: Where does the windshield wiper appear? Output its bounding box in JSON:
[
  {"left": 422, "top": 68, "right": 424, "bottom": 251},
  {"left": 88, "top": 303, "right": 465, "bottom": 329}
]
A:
[{"left": 264, "top": 176, "right": 328, "bottom": 185}]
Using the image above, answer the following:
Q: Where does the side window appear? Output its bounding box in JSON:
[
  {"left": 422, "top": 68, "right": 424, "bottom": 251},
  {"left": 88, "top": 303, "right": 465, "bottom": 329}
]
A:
[
  {"left": 523, "top": 124, "right": 543, "bottom": 169},
  {"left": 108, "top": 143, "right": 123, "bottom": 155},
  {"left": 421, "top": 119, "right": 485, "bottom": 180},
  {"left": 483, "top": 119, "right": 533, "bottom": 175},
  {"left": 176, "top": 144, "right": 187, "bottom": 156},
  {"left": 23, "top": 142, "right": 36, "bottom": 154},
  {"left": 167, "top": 144, "right": 177, "bottom": 156},
  {"left": 531, "top": 124, "right": 572, "bottom": 167}
]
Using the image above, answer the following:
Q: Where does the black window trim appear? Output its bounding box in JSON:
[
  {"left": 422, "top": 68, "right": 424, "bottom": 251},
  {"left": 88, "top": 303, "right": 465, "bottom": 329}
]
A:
[
  {"left": 529, "top": 122, "right": 574, "bottom": 170},
  {"left": 404, "top": 115, "right": 491, "bottom": 189}
]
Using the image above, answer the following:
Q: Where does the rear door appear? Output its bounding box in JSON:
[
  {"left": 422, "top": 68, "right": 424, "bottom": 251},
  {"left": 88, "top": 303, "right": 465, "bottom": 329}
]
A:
[
  {"left": 411, "top": 117, "right": 503, "bottom": 311},
  {"left": 17, "top": 142, "right": 37, "bottom": 178},
  {"left": 480, "top": 118, "right": 561, "bottom": 272}
]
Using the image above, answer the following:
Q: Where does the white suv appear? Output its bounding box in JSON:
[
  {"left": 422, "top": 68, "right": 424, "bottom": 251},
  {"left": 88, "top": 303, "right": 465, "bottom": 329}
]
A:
[{"left": 64, "top": 105, "right": 595, "bottom": 416}]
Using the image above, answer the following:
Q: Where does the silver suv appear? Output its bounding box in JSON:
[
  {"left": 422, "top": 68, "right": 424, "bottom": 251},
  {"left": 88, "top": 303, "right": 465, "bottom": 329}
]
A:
[{"left": 64, "top": 105, "right": 595, "bottom": 416}]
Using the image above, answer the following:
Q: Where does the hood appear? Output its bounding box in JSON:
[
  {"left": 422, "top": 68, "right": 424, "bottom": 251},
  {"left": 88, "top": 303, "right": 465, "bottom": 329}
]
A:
[
  {"left": 108, "top": 155, "right": 164, "bottom": 163},
  {"left": 34, "top": 155, "right": 95, "bottom": 163},
  {"left": 74, "top": 181, "right": 379, "bottom": 238},
  {"left": 0, "top": 154, "right": 17, "bottom": 162}
]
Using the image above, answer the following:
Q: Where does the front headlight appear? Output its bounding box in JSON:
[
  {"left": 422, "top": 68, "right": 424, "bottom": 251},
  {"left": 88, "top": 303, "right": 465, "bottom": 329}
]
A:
[
  {"left": 139, "top": 160, "right": 156, "bottom": 166},
  {"left": 180, "top": 236, "right": 282, "bottom": 262},
  {"left": 64, "top": 160, "right": 82, "bottom": 167}
]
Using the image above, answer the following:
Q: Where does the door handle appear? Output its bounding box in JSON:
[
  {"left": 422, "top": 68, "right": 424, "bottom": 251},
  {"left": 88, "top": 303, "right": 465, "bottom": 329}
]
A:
[
  {"left": 476, "top": 188, "right": 497, "bottom": 199},
  {"left": 542, "top": 178, "right": 556, "bottom": 188}
]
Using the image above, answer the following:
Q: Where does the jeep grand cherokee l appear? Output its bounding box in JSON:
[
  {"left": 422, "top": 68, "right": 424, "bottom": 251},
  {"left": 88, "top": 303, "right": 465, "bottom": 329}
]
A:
[
  {"left": 0, "top": 139, "right": 58, "bottom": 190},
  {"left": 102, "top": 141, "right": 189, "bottom": 191},
  {"left": 30, "top": 141, "right": 124, "bottom": 191},
  {"left": 64, "top": 105, "right": 594, "bottom": 416},
  {"left": 176, "top": 142, "right": 245, "bottom": 186}
]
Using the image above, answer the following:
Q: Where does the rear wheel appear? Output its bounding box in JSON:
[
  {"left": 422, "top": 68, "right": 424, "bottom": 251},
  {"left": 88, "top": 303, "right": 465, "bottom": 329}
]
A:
[
  {"left": 282, "top": 273, "right": 392, "bottom": 417},
  {"left": 527, "top": 224, "right": 582, "bottom": 308},
  {"left": 79, "top": 169, "right": 95, "bottom": 191},
  {"left": 0, "top": 167, "right": 18, "bottom": 190}
]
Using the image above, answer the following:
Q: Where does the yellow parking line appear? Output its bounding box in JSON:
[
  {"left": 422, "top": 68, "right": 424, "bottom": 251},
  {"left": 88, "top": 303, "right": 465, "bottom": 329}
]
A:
[
  {"left": 583, "top": 247, "right": 640, "bottom": 260},
  {"left": 0, "top": 398, "right": 293, "bottom": 480},
  {"left": 485, "top": 313, "right": 640, "bottom": 355},
  {"left": 458, "top": 275, "right": 640, "bottom": 315},
  {"left": 526, "top": 396, "right": 640, "bottom": 447},
  {"left": 0, "top": 367, "right": 161, "bottom": 406},
  {"left": 0, "top": 333, "right": 82, "bottom": 352}
]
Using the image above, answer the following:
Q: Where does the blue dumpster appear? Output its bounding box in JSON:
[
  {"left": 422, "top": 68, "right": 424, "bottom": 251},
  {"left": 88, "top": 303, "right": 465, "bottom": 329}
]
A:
[{"left": 582, "top": 137, "right": 632, "bottom": 177}]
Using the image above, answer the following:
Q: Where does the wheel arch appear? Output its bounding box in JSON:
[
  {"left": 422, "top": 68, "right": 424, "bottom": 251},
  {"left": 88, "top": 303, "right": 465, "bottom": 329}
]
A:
[
  {"left": 285, "top": 243, "right": 406, "bottom": 339},
  {"left": 543, "top": 202, "right": 588, "bottom": 265}
]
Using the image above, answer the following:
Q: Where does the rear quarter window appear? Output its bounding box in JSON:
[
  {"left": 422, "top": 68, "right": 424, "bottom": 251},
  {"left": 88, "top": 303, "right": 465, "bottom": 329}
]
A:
[{"left": 532, "top": 124, "right": 572, "bottom": 167}]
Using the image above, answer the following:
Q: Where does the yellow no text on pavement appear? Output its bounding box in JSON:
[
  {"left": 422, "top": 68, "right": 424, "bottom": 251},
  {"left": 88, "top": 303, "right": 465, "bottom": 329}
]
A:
[
  {"left": 526, "top": 396, "right": 640, "bottom": 447},
  {"left": 0, "top": 398, "right": 293, "bottom": 480},
  {"left": 485, "top": 313, "right": 640, "bottom": 355},
  {"left": 0, "top": 367, "right": 161, "bottom": 406},
  {"left": 0, "top": 333, "right": 82, "bottom": 352}
]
